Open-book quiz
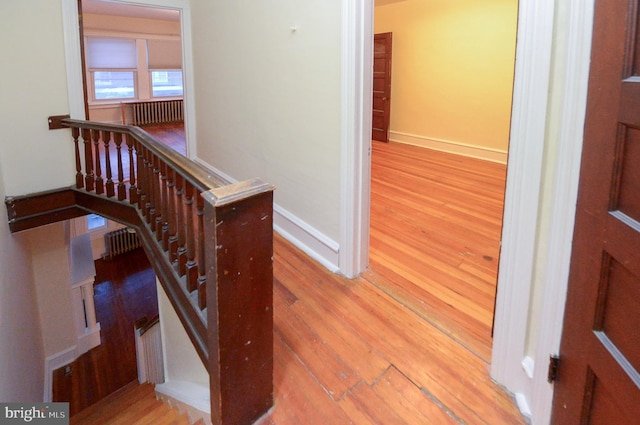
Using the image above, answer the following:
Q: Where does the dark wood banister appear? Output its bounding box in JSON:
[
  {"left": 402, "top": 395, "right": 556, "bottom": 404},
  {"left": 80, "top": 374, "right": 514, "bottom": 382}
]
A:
[
  {"left": 5, "top": 118, "right": 274, "bottom": 424},
  {"left": 135, "top": 314, "right": 160, "bottom": 336}
]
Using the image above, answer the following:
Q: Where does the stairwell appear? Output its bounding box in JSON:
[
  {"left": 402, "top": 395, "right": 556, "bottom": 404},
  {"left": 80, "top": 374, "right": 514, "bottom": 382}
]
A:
[
  {"left": 6, "top": 118, "right": 275, "bottom": 424},
  {"left": 70, "top": 382, "right": 204, "bottom": 425}
]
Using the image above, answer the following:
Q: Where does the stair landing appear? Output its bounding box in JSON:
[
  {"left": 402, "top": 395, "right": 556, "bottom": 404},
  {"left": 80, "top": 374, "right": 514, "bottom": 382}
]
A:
[{"left": 70, "top": 381, "right": 201, "bottom": 425}]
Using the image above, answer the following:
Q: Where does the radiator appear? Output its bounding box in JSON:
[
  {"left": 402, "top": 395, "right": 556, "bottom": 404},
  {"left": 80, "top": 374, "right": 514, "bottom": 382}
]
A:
[
  {"left": 135, "top": 317, "right": 164, "bottom": 385},
  {"left": 104, "top": 227, "right": 140, "bottom": 259},
  {"left": 127, "top": 99, "right": 184, "bottom": 126}
]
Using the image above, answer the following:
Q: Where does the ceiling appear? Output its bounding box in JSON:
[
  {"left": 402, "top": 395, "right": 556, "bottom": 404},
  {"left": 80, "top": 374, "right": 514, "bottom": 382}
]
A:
[{"left": 82, "top": 0, "right": 180, "bottom": 21}]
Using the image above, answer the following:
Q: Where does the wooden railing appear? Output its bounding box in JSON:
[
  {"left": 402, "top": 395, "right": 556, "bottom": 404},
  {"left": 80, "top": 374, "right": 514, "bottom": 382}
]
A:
[{"left": 6, "top": 118, "right": 274, "bottom": 424}]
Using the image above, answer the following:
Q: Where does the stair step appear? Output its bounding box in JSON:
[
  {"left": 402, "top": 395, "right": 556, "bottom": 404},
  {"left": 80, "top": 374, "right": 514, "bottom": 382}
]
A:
[{"left": 70, "top": 382, "right": 192, "bottom": 425}]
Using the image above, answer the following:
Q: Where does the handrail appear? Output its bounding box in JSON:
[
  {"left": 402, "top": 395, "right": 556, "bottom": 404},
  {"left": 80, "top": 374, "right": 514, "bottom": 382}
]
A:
[
  {"left": 62, "top": 119, "right": 228, "bottom": 190},
  {"left": 134, "top": 314, "right": 160, "bottom": 336},
  {"left": 56, "top": 118, "right": 275, "bottom": 424}
]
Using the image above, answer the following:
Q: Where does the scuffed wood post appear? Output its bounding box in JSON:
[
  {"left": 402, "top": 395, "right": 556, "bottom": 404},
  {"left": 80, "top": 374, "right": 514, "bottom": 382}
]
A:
[{"left": 202, "top": 178, "right": 275, "bottom": 425}]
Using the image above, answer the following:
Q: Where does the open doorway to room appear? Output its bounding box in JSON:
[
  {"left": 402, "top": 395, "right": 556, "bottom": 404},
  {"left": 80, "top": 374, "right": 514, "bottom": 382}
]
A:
[
  {"left": 79, "top": 0, "right": 186, "bottom": 156},
  {"left": 367, "top": 0, "right": 517, "bottom": 362}
]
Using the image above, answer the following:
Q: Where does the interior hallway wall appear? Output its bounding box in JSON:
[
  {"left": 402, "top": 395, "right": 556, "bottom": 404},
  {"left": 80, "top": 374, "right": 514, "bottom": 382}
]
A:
[
  {"left": 0, "top": 0, "right": 75, "bottom": 402},
  {"left": 189, "top": 0, "right": 342, "bottom": 244},
  {"left": 0, "top": 163, "right": 45, "bottom": 402}
]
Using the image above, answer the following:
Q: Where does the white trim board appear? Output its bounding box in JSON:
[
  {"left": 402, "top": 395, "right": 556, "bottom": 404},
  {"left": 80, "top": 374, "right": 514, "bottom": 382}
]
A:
[
  {"left": 490, "top": 1, "right": 594, "bottom": 424},
  {"left": 193, "top": 158, "right": 341, "bottom": 274},
  {"left": 273, "top": 205, "right": 340, "bottom": 273},
  {"left": 339, "top": 0, "right": 373, "bottom": 278},
  {"left": 43, "top": 346, "right": 78, "bottom": 402},
  {"left": 529, "top": 1, "right": 594, "bottom": 424},
  {"left": 490, "top": 0, "right": 556, "bottom": 422},
  {"left": 389, "top": 131, "right": 508, "bottom": 164}
]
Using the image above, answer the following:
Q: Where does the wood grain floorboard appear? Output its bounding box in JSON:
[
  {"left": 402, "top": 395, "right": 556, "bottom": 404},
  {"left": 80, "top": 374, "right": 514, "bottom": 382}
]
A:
[
  {"left": 369, "top": 141, "right": 506, "bottom": 363},
  {"left": 265, "top": 234, "right": 524, "bottom": 424}
]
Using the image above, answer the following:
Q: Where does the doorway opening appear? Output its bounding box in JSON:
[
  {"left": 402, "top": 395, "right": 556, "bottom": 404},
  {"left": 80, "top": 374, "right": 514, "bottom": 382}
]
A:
[
  {"left": 80, "top": 0, "right": 185, "bottom": 133},
  {"left": 368, "top": 1, "right": 518, "bottom": 362}
]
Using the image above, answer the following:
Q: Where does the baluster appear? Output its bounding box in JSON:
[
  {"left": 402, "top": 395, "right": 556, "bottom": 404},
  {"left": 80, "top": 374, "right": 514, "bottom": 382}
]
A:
[
  {"left": 102, "top": 130, "right": 115, "bottom": 198},
  {"left": 145, "top": 149, "right": 156, "bottom": 227},
  {"left": 72, "top": 127, "right": 83, "bottom": 189},
  {"left": 126, "top": 134, "right": 138, "bottom": 204},
  {"left": 115, "top": 133, "right": 126, "bottom": 201},
  {"left": 154, "top": 155, "right": 163, "bottom": 236},
  {"left": 92, "top": 129, "right": 104, "bottom": 194},
  {"left": 82, "top": 128, "right": 94, "bottom": 191},
  {"left": 166, "top": 168, "right": 177, "bottom": 255},
  {"left": 176, "top": 174, "right": 187, "bottom": 274},
  {"left": 137, "top": 144, "right": 148, "bottom": 211},
  {"left": 196, "top": 194, "right": 207, "bottom": 310},
  {"left": 184, "top": 182, "right": 198, "bottom": 292},
  {"left": 160, "top": 162, "right": 170, "bottom": 247}
]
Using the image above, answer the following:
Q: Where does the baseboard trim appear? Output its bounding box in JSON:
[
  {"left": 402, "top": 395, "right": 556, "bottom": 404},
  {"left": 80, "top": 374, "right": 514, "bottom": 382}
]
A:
[
  {"left": 43, "top": 346, "right": 78, "bottom": 402},
  {"left": 389, "top": 131, "right": 509, "bottom": 164},
  {"left": 193, "top": 158, "right": 341, "bottom": 274},
  {"left": 155, "top": 381, "right": 211, "bottom": 425},
  {"left": 273, "top": 205, "right": 340, "bottom": 273},
  {"left": 76, "top": 325, "right": 101, "bottom": 356}
]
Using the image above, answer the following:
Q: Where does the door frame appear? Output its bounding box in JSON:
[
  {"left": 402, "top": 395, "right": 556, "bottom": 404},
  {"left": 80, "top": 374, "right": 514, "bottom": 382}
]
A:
[
  {"left": 341, "top": 0, "right": 595, "bottom": 423},
  {"left": 61, "top": 0, "right": 196, "bottom": 158}
]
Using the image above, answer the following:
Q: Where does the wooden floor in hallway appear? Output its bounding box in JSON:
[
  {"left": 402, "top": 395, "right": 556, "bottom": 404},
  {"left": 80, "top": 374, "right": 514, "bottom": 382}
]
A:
[{"left": 57, "top": 125, "right": 522, "bottom": 423}]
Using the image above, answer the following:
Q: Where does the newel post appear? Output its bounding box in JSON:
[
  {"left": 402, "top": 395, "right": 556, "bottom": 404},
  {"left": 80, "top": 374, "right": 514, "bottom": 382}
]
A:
[{"left": 202, "top": 178, "right": 275, "bottom": 425}]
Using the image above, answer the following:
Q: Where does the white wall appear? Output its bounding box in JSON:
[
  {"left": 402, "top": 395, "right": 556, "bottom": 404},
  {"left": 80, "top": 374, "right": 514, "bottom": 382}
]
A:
[
  {"left": 0, "top": 0, "right": 77, "bottom": 361},
  {"left": 0, "top": 0, "right": 76, "bottom": 402},
  {"left": 26, "top": 223, "right": 77, "bottom": 358},
  {"left": 0, "top": 164, "right": 45, "bottom": 402},
  {"left": 0, "top": 1, "right": 75, "bottom": 197},
  {"left": 190, "top": 0, "right": 343, "bottom": 245},
  {"left": 374, "top": 0, "right": 517, "bottom": 154},
  {"left": 157, "top": 282, "right": 208, "bottom": 386}
]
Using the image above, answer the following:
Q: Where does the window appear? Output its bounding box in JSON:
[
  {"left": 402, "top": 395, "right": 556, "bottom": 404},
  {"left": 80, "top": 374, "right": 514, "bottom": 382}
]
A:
[
  {"left": 151, "top": 70, "right": 183, "bottom": 97},
  {"left": 87, "top": 214, "right": 107, "bottom": 231},
  {"left": 84, "top": 37, "right": 184, "bottom": 102},
  {"left": 94, "top": 71, "right": 135, "bottom": 99},
  {"left": 86, "top": 37, "right": 138, "bottom": 101},
  {"left": 147, "top": 39, "right": 182, "bottom": 97}
]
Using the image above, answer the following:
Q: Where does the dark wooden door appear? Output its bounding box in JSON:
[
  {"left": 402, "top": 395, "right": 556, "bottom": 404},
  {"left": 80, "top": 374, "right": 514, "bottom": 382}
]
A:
[
  {"left": 372, "top": 32, "right": 392, "bottom": 143},
  {"left": 551, "top": 1, "right": 640, "bottom": 423}
]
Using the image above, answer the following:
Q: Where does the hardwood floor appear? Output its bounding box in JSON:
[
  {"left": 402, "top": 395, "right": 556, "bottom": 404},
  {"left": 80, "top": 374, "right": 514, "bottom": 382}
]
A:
[
  {"left": 70, "top": 382, "right": 198, "bottom": 425},
  {"left": 142, "top": 122, "right": 186, "bottom": 156},
  {"left": 52, "top": 248, "right": 158, "bottom": 416},
  {"left": 57, "top": 126, "right": 522, "bottom": 423},
  {"left": 263, "top": 234, "right": 523, "bottom": 424},
  {"left": 367, "top": 141, "right": 506, "bottom": 362}
]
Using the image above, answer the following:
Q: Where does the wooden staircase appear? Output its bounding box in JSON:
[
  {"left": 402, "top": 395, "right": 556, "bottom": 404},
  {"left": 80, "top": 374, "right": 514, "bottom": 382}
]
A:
[
  {"left": 70, "top": 382, "right": 203, "bottom": 425},
  {"left": 6, "top": 118, "right": 275, "bottom": 424}
]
